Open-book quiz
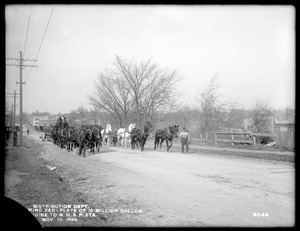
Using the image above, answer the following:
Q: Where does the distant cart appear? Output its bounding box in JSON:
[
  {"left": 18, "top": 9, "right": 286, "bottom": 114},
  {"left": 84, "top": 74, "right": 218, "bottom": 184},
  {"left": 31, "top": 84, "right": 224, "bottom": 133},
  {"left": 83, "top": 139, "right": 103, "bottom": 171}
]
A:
[{"left": 40, "top": 125, "right": 53, "bottom": 142}]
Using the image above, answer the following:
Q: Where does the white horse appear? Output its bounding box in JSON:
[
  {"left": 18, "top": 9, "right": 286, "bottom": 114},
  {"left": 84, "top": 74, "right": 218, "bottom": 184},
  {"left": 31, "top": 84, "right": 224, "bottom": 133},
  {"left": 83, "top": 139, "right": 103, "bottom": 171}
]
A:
[
  {"left": 104, "top": 124, "right": 112, "bottom": 146},
  {"left": 117, "top": 123, "right": 136, "bottom": 148}
]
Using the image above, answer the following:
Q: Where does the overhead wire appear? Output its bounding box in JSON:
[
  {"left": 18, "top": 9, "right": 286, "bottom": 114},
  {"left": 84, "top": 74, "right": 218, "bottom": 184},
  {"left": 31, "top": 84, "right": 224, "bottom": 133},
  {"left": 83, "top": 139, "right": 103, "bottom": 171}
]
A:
[
  {"left": 18, "top": 7, "right": 25, "bottom": 52},
  {"left": 23, "top": 6, "right": 32, "bottom": 58},
  {"left": 25, "top": 5, "right": 55, "bottom": 83}
]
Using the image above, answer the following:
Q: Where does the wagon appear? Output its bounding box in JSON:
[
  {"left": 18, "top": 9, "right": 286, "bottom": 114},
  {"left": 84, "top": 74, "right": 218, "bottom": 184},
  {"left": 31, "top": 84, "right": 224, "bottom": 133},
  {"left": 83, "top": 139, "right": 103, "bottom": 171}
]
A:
[{"left": 41, "top": 126, "right": 53, "bottom": 142}]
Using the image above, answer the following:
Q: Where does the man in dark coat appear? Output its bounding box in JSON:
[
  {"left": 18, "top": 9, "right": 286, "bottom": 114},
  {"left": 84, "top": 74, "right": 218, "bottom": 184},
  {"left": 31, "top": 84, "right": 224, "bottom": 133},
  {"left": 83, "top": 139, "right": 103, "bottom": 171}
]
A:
[{"left": 13, "top": 128, "right": 18, "bottom": 146}]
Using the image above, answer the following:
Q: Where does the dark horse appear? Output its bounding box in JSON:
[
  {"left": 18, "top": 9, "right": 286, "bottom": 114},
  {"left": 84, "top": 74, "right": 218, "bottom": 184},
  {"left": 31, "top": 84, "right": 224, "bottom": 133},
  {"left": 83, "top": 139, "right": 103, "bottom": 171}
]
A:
[
  {"left": 60, "top": 127, "right": 69, "bottom": 149},
  {"left": 154, "top": 125, "right": 179, "bottom": 151},
  {"left": 131, "top": 121, "right": 153, "bottom": 151},
  {"left": 77, "top": 128, "right": 92, "bottom": 157},
  {"left": 67, "top": 126, "right": 77, "bottom": 152},
  {"left": 90, "top": 125, "right": 102, "bottom": 153}
]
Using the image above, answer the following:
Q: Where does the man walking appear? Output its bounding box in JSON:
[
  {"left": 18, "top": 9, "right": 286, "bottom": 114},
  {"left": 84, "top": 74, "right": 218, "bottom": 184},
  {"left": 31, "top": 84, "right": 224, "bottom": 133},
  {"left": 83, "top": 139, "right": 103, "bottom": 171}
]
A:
[
  {"left": 178, "top": 126, "right": 191, "bottom": 153},
  {"left": 13, "top": 128, "right": 18, "bottom": 146}
]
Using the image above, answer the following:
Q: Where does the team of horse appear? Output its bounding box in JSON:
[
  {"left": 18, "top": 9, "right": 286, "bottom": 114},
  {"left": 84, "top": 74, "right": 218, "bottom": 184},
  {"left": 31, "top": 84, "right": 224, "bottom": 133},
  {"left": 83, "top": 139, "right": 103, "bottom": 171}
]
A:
[
  {"left": 50, "top": 123, "right": 103, "bottom": 157},
  {"left": 49, "top": 119, "right": 180, "bottom": 156}
]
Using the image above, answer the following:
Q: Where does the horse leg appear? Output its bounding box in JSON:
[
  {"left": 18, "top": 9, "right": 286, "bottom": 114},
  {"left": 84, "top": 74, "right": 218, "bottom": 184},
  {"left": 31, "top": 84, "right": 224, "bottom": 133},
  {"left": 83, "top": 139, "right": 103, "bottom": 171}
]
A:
[
  {"left": 166, "top": 140, "right": 170, "bottom": 151},
  {"left": 123, "top": 135, "right": 126, "bottom": 147},
  {"left": 90, "top": 142, "right": 93, "bottom": 154},
  {"left": 160, "top": 139, "right": 163, "bottom": 151},
  {"left": 79, "top": 144, "right": 82, "bottom": 156},
  {"left": 168, "top": 140, "right": 172, "bottom": 151},
  {"left": 141, "top": 138, "right": 146, "bottom": 151},
  {"left": 83, "top": 144, "right": 86, "bottom": 157},
  {"left": 126, "top": 137, "right": 130, "bottom": 148},
  {"left": 96, "top": 140, "right": 99, "bottom": 152},
  {"left": 121, "top": 136, "right": 124, "bottom": 147},
  {"left": 118, "top": 136, "right": 122, "bottom": 148},
  {"left": 131, "top": 137, "right": 135, "bottom": 150},
  {"left": 120, "top": 136, "right": 123, "bottom": 147},
  {"left": 74, "top": 141, "right": 78, "bottom": 153},
  {"left": 139, "top": 139, "right": 143, "bottom": 151}
]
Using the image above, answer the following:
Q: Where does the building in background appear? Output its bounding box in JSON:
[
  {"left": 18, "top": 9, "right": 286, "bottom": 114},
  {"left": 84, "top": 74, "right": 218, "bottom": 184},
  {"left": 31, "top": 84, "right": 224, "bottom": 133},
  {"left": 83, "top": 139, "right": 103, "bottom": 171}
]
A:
[
  {"left": 32, "top": 111, "right": 57, "bottom": 130},
  {"left": 275, "top": 118, "right": 295, "bottom": 151}
]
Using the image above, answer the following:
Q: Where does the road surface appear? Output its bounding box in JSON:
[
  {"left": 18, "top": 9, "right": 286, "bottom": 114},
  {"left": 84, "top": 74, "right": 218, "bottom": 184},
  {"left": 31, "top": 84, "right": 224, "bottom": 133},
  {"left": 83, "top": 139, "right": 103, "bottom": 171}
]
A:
[{"left": 5, "top": 130, "right": 295, "bottom": 227}]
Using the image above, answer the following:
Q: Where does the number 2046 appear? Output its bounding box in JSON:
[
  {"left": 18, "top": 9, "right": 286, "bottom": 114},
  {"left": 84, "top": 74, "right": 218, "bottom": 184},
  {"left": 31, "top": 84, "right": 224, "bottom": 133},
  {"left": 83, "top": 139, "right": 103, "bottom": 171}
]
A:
[{"left": 253, "top": 213, "right": 269, "bottom": 217}]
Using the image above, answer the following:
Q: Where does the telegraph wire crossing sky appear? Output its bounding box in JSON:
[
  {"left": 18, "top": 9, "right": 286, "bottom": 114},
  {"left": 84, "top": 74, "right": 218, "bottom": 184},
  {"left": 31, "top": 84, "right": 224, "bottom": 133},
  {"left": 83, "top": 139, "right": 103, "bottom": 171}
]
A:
[{"left": 5, "top": 5, "right": 295, "bottom": 114}]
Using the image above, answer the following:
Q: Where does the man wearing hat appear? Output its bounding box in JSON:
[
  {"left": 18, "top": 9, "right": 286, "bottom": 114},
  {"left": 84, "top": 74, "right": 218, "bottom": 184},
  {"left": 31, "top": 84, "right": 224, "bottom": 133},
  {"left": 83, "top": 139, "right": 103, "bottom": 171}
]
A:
[
  {"left": 13, "top": 128, "right": 18, "bottom": 146},
  {"left": 178, "top": 126, "right": 191, "bottom": 153}
]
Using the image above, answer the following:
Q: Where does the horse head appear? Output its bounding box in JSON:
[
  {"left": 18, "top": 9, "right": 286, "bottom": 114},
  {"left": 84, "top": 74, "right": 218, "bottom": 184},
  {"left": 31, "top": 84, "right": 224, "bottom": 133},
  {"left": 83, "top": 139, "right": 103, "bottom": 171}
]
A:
[
  {"left": 100, "top": 127, "right": 105, "bottom": 137},
  {"left": 144, "top": 121, "right": 154, "bottom": 134},
  {"left": 169, "top": 125, "right": 179, "bottom": 138},
  {"left": 106, "top": 124, "right": 112, "bottom": 135},
  {"left": 86, "top": 128, "right": 92, "bottom": 140},
  {"left": 92, "top": 126, "right": 101, "bottom": 139},
  {"left": 117, "top": 127, "right": 125, "bottom": 135},
  {"left": 128, "top": 123, "right": 136, "bottom": 133}
]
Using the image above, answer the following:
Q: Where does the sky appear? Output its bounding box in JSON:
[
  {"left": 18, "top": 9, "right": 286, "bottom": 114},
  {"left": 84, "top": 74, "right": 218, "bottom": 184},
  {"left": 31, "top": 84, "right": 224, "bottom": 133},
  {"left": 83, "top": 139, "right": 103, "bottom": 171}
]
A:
[{"left": 5, "top": 5, "right": 295, "bottom": 115}]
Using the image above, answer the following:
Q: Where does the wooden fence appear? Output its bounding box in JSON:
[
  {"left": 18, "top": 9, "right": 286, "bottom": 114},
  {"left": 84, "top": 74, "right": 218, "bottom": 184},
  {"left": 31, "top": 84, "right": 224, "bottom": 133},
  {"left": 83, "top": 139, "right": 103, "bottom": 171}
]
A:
[
  {"left": 213, "top": 132, "right": 276, "bottom": 146},
  {"left": 215, "top": 132, "right": 253, "bottom": 146},
  {"left": 191, "top": 133, "right": 209, "bottom": 145}
]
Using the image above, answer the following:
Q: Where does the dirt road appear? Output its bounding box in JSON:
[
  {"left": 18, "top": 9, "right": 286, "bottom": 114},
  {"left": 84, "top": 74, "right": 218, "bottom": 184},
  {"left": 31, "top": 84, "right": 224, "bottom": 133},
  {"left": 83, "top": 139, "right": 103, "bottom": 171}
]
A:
[{"left": 5, "top": 130, "right": 295, "bottom": 227}]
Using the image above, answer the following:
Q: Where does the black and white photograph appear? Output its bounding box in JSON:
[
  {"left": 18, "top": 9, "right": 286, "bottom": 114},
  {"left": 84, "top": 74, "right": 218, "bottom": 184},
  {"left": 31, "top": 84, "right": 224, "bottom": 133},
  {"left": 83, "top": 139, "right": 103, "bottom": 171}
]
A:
[{"left": 4, "top": 4, "right": 295, "bottom": 227}]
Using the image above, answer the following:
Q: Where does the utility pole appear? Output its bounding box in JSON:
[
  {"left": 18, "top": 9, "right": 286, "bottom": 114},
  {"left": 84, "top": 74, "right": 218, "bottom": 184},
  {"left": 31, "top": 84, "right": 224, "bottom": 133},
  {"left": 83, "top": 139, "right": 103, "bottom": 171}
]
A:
[
  {"left": 6, "top": 92, "right": 19, "bottom": 140},
  {"left": 6, "top": 51, "right": 37, "bottom": 146},
  {"left": 10, "top": 103, "right": 13, "bottom": 136},
  {"left": 13, "top": 90, "right": 17, "bottom": 138}
]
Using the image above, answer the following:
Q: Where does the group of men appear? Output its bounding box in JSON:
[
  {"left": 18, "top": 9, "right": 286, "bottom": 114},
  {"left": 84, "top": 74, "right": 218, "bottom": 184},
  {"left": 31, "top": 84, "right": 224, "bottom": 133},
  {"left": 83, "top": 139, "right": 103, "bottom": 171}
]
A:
[
  {"left": 57, "top": 115, "right": 69, "bottom": 130},
  {"left": 5, "top": 126, "right": 30, "bottom": 147}
]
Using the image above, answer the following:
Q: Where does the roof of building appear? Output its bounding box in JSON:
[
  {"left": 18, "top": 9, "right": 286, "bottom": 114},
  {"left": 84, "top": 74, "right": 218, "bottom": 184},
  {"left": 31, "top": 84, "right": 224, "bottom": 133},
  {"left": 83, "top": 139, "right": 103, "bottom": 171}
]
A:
[{"left": 32, "top": 112, "right": 49, "bottom": 116}]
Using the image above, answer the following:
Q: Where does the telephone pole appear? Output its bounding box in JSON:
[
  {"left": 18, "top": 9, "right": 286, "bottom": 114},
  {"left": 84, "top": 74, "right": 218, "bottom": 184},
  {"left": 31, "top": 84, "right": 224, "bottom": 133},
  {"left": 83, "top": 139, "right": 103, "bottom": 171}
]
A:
[
  {"left": 7, "top": 92, "right": 19, "bottom": 140},
  {"left": 6, "top": 51, "right": 37, "bottom": 146}
]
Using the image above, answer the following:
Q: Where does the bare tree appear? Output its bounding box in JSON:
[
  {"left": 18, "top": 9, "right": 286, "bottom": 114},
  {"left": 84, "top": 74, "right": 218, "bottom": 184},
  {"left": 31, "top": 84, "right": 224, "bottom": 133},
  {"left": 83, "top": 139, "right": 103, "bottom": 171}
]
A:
[
  {"left": 219, "top": 102, "right": 239, "bottom": 132},
  {"left": 282, "top": 107, "right": 295, "bottom": 120},
  {"left": 77, "top": 105, "right": 89, "bottom": 125},
  {"left": 66, "top": 109, "right": 79, "bottom": 126},
  {"left": 196, "top": 74, "right": 239, "bottom": 135},
  {"left": 250, "top": 100, "right": 273, "bottom": 133},
  {"left": 88, "top": 69, "right": 133, "bottom": 127},
  {"left": 88, "top": 56, "right": 181, "bottom": 127},
  {"left": 196, "top": 74, "right": 222, "bottom": 134},
  {"left": 115, "top": 56, "right": 181, "bottom": 126}
]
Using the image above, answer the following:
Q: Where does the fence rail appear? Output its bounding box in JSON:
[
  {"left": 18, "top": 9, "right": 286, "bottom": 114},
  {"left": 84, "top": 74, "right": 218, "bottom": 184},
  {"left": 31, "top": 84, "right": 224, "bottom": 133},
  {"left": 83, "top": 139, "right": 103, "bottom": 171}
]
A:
[
  {"left": 215, "top": 132, "right": 253, "bottom": 146},
  {"left": 213, "top": 132, "right": 276, "bottom": 146}
]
